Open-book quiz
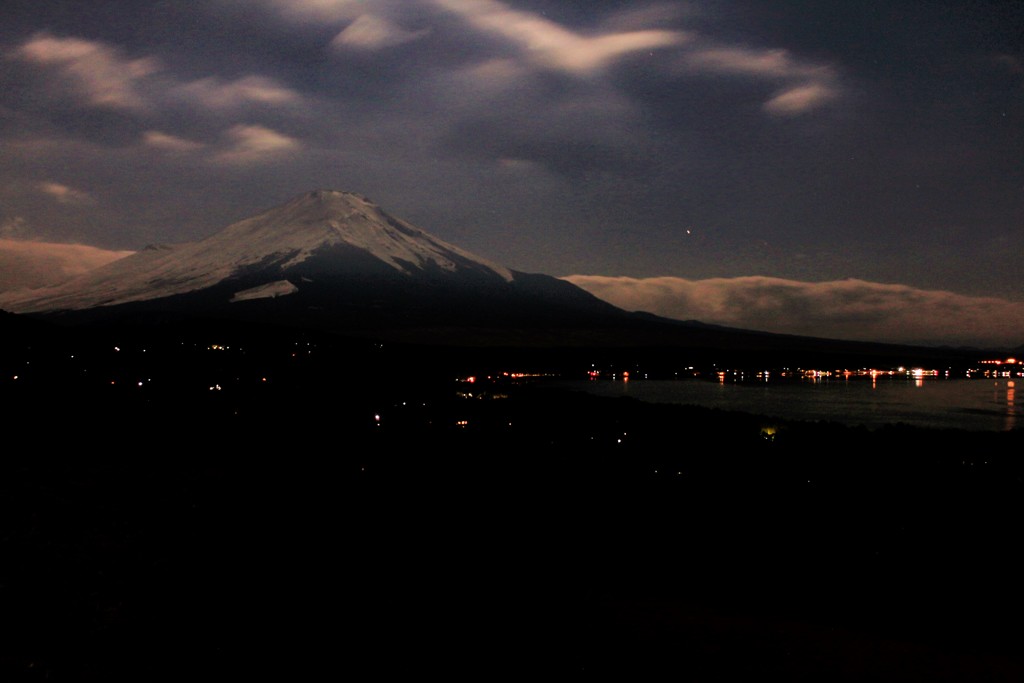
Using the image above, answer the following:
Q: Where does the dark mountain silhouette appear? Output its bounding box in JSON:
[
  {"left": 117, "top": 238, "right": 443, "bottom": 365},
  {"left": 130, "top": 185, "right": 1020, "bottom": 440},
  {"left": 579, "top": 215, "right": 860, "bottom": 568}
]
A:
[{"left": 0, "top": 190, "right": 995, "bottom": 367}]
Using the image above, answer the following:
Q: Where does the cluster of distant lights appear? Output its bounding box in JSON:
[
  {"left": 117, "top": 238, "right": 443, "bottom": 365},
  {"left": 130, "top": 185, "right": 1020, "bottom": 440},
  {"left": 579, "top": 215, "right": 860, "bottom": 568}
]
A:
[
  {"left": 3, "top": 339, "right": 341, "bottom": 420},
  {"left": 1, "top": 339, "right": 296, "bottom": 418},
  {"left": 581, "top": 358, "right": 1024, "bottom": 383},
  {"left": 11, "top": 342, "right": 1018, "bottom": 447},
  {"left": 7, "top": 343, "right": 1023, "bottom": 437},
  {"left": 588, "top": 370, "right": 651, "bottom": 381},
  {"left": 457, "top": 371, "right": 555, "bottom": 384},
  {"left": 5, "top": 340, "right": 272, "bottom": 387}
]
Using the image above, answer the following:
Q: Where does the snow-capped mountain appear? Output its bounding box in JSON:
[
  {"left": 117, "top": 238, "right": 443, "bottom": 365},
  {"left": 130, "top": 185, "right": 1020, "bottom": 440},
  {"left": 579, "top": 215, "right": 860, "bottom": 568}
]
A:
[
  {"left": 0, "top": 190, "right": 623, "bottom": 337},
  {"left": 0, "top": 190, "right": 988, "bottom": 361},
  {"left": 0, "top": 190, "right": 517, "bottom": 312}
]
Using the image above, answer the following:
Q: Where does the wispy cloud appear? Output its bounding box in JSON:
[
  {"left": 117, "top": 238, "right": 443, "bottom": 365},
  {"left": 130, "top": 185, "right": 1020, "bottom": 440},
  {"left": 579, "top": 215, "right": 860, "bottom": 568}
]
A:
[
  {"left": 258, "top": 0, "right": 838, "bottom": 123},
  {"left": 11, "top": 34, "right": 307, "bottom": 118},
  {"left": 424, "top": 1, "right": 837, "bottom": 116},
  {"left": 331, "top": 14, "right": 430, "bottom": 50},
  {"left": 142, "top": 131, "right": 206, "bottom": 153},
  {"left": 11, "top": 33, "right": 159, "bottom": 111},
  {"left": 172, "top": 75, "right": 304, "bottom": 111},
  {"left": 680, "top": 44, "right": 840, "bottom": 115},
  {"left": 682, "top": 46, "right": 830, "bottom": 81},
  {"left": 37, "top": 181, "right": 96, "bottom": 206},
  {"left": 563, "top": 275, "right": 1024, "bottom": 348},
  {"left": 212, "top": 124, "right": 302, "bottom": 165},
  {"left": 764, "top": 83, "right": 838, "bottom": 115},
  {"left": 0, "top": 238, "right": 133, "bottom": 292},
  {"left": 431, "top": 0, "right": 688, "bottom": 74}
]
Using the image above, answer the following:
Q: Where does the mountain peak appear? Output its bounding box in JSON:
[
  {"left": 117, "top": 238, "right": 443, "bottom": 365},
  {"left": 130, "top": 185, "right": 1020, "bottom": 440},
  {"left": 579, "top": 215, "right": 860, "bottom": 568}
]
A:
[
  {"left": 216, "top": 189, "right": 510, "bottom": 279},
  {"left": 0, "top": 189, "right": 515, "bottom": 313},
  {"left": 294, "top": 189, "right": 371, "bottom": 205},
  {"left": 265, "top": 189, "right": 378, "bottom": 223},
  {"left": 312, "top": 188, "right": 364, "bottom": 198}
]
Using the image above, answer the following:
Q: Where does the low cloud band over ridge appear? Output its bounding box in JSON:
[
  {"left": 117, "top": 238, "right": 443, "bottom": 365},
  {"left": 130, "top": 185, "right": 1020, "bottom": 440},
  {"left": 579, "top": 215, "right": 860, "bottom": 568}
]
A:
[{"left": 564, "top": 274, "right": 1024, "bottom": 350}]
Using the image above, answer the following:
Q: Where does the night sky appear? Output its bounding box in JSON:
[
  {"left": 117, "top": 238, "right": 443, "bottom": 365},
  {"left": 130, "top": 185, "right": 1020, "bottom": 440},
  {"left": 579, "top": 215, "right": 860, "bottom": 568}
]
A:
[{"left": 1, "top": 1, "right": 1022, "bottom": 347}]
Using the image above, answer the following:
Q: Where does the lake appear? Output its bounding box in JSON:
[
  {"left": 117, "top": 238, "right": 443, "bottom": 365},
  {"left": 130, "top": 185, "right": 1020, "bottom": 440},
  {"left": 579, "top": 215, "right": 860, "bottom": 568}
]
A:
[{"left": 544, "top": 376, "right": 1022, "bottom": 432}]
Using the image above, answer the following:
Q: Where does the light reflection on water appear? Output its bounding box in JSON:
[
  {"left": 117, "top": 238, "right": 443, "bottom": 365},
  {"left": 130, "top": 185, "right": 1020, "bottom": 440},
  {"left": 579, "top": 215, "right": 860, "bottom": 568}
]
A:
[{"left": 550, "top": 377, "right": 1022, "bottom": 432}]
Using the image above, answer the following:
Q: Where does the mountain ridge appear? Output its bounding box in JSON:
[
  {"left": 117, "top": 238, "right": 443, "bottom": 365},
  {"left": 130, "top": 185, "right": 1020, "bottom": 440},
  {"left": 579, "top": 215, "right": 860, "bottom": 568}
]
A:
[{"left": 0, "top": 190, "right": 1006, "bottom": 365}]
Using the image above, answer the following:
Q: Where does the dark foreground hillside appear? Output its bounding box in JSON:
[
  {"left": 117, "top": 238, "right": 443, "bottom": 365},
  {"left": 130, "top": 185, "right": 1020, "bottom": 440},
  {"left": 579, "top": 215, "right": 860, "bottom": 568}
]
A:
[
  {"left": 1, "top": 318, "right": 1021, "bottom": 680},
  {"left": 3, "top": 364, "right": 1024, "bottom": 681}
]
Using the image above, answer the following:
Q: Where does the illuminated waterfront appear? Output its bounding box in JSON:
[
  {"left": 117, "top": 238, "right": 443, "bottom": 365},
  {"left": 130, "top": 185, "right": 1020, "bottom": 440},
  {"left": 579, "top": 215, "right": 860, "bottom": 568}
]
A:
[{"left": 549, "top": 376, "right": 1021, "bottom": 432}]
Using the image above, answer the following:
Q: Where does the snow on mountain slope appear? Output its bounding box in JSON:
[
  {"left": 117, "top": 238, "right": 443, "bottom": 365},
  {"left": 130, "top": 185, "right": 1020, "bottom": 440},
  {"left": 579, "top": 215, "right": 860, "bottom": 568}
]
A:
[
  {"left": 200, "top": 190, "right": 512, "bottom": 281},
  {"left": 0, "top": 190, "right": 513, "bottom": 313},
  {"left": 229, "top": 280, "right": 299, "bottom": 303}
]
